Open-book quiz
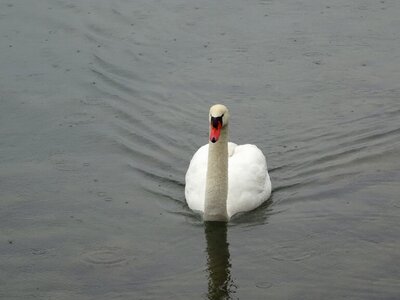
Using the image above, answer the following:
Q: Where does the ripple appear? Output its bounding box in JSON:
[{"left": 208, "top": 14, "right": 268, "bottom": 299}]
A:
[
  {"left": 81, "top": 247, "right": 127, "bottom": 266},
  {"left": 93, "top": 54, "right": 145, "bottom": 83},
  {"left": 128, "top": 164, "right": 184, "bottom": 187},
  {"left": 31, "top": 248, "right": 51, "bottom": 256},
  {"left": 255, "top": 282, "right": 273, "bottom": 289},
  {"left": 272, "top": 249, "right": 316, "bottom": 262}
]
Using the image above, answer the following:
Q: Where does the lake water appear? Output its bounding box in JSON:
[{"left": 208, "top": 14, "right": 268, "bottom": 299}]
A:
[{"left": 1, "top": 0, "right": 399, "bottom": 299}]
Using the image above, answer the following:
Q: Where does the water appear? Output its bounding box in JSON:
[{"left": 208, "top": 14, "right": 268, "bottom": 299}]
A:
[{"left": 1, "top": 0, "right": 399, "bottom": 299}]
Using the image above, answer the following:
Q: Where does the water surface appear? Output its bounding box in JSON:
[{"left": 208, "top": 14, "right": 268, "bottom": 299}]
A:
[{"left": 1, "top": 0, "right": 399, "bottom": 299}]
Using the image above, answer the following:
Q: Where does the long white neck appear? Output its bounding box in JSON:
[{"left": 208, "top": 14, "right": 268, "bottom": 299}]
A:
[{"left": 204, "top": 126, "right": 229, "bottom": 221}]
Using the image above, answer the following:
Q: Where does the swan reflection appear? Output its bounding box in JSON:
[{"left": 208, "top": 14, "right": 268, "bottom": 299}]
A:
[{"left": 204, "top": 221, "right": 236, "bottom": 300}]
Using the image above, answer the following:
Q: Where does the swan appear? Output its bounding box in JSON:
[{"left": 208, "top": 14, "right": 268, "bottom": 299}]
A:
[{"left": 185, "top": 104, "right": 272, "bottom": 221}]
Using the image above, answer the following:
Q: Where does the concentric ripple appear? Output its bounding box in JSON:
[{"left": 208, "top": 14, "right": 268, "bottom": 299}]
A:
[{"left": 81, "top": 247, "right": 128, "bottom": 266}]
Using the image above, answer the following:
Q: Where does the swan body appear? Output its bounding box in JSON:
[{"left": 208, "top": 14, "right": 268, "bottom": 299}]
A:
[{"left": 185, "top": 104, "right": 271, "bottom": 221}]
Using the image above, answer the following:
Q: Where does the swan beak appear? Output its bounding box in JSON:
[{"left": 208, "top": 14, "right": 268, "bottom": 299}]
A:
[{"left": 210, "top": 117, "right": 222, "bottom": 143}]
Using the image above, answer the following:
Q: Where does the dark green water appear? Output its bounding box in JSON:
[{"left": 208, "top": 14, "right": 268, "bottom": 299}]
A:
[{"left": 1, "top": 0, "right": 399, "bottom": 299}]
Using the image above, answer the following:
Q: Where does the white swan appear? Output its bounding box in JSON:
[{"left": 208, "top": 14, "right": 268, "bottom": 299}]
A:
[{"left": 185, "top": 104, "right": 272, "bottom": 221}]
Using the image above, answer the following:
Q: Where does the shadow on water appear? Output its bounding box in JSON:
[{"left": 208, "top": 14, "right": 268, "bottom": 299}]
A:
[{"left": 204, "top": 222, "right": 237, "bottom": 300}]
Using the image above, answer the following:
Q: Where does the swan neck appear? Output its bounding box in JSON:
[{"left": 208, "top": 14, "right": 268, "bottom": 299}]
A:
[{"left": 204, "top": 127, "right": 229, "bottom": 221}]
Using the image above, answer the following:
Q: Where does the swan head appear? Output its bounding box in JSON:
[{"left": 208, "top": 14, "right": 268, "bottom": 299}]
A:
[{"left": 209, "top": 104, "right": 230, "bottom": 143}]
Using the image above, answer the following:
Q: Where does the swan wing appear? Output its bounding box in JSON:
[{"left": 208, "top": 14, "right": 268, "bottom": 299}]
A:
[
  {"left": 185, "top": 144, "right": 208, "bottom": 213},
  {"left": 227, "top": 144, "right": 271, "bottom": 217}
]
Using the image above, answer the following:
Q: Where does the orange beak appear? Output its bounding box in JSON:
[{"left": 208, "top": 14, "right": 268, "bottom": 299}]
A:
[{"left": 210, "top": 117, "right": 222, "bottom": 143}]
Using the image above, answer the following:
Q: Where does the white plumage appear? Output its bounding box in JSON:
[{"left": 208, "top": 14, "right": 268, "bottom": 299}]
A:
[
  {"left": 185, "top": 143, "right": 271, "bottom": 218},
  {"left": 185, "top": 104, "right": 272, "bottom": 220}
]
